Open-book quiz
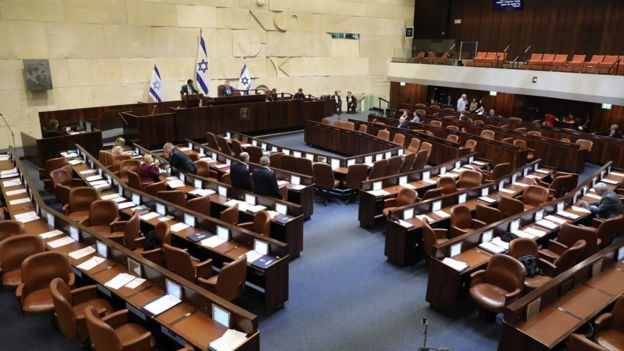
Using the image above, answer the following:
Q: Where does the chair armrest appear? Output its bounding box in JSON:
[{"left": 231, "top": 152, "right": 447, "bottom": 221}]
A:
[
  {"left": 122, "top": 331, "right": 153, "bottom": 351},
  {"left": 195, "top": 259, "right": 214, "bottom": 280},
  {"left": 70, "top": 179, "right": 86, "bottom": 187},
  {"left": 15, "top": 283, "right": 24, "bottom": 303},
  {"left": 470, "top": 270, "right": 485, "bottom": 287},
  {"left": 591, "top": 218, "right": 605, "bottom": 228},
  {"left": 595, "top": 312, "right": 613, "bottom": 332},
  {"left": 452, "top": 225, "right": 469, "bottom": 236},
  {"left": 433, "top": 228, "right": 448, "bottom": 239},
  {"left": 547, "top": 240, "right": 568, "bottom": 255},
  {"left": 538, "top": 258, "right": 557, "bottom": 276},
  {"left": 101, "top": 309, "right": 129, "bottom": 329},
  {"left": 526, "top": 147, "right": 535, "bottom": 153},
  {"left": 70, "top": 284, "right": 98, "bottom": 305},
  {"left": 68, "top": 273, "right": 75, "bottom": 287},
  {"left": 62, "top": 203, "right": 70, "bottom": 214},
  {"left": 111, "top": 220, "right": 129, "bottom": 233},
  {"left": 108, "top": 217, "right": 120, "bottom": 226},
  {"left": 504, "top": 288, "right": 523, "bottom": 304},
  {"left": 383, "top": 198, "right": 397, "bottom": 208},
  {"left": 472, "top": 219, "right": 487, "bottom": 228},
  {"left": 238, "top": 222, "right": 254, "bottom": 232}
]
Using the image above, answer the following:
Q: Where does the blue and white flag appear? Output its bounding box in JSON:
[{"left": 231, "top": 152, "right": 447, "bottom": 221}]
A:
[
  {"left": 195, "top": 31, "right": 209, "bottom": 95},
  {"left": 148, "top": 64, "right": 162, "bottom": 102},
  {"left": 238, "top": 64, "right": 252, "bottom": 95}
]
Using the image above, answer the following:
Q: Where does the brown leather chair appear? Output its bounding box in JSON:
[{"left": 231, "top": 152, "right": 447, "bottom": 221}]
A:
[
  {"left": 383, "top": 188, "right": 418, "bottom": 218},
  {"left": 392, "top": 133, "right": 405, "bottom": 146},
  {"left": 118, "top": 159, "right": 141, "bottom": 183},
  {"left": 513, "top": 139, "right": 535, "bottom": 161},
  {"left": 110, "top": 213, "right": 143, "bottom": 251},
  {"left": 421, "top": 219, "right": 448, "bottom": 259},
  {"left": 163, "top": 243, "right": 213, "bottom": 284},
  {"left": 482, "top": 163, "right": 510, "bottom": 182},
  {"left": 437, "top": 176, "right": 457, "bottom": 195},
  {"left": 0, "top": 235, "right": 45, "bottom": 289},
  {"left": 344, "top": 164, "right": 368, "bottom": 191},
  {"left": 281, "top": 155, "right": 297, "bottom": 173},
  {"left": 127, "top": 170, "right": 166, "bottom": 196},
  {"left": 446, "top": 134, "right": 459, "bottom": 143},
  {"left": 50, "top": 165, "right": 85, "bottom": 204},
  {"left": 221, "top": 173, "right": 232, "bottom": 185},
  {"left": 540, "top": 222, "right": 598, "bottom": 262},
  {"left": 206, "top": 132, "right": 220, "bottom": 150},
  {"left": 538, "top": 174, "right": 574, "bottom": 199},
  {"left": 50, "top": 277, "right": 112, "bottom": 340},
  {"left": 568, "top": 334, "right": 608, "bottom": 351},
  {"left": 220, "top": 204, "right": 239, "bottom": 225},
  {"left": 501, "top": 137, "right": 514, "bottom": 144},
  {"left": 589, "top": 215, "right": 623, "bottom": 248},
  {"left": 85, "top": 306, "right": 155, "bottom": 351},
  {"left": 186, "top": 195, "right": 211, "bottom": 216},
  {"left": 429, "top": 120, "right": 442, "bottom": 127},
  {"left": 497, "top": 195, "right": 524, "bottom": 217},
  {"left": 377, "top": 129, "right": 390, "bottom": 141},
  {"left": 194, "top": 160, "right": 212, "bottom": 178},
  {"left": 82, "top": 200, "right": 119, "bottom": 235},
  {"left": 156, "top": 190, "right": 187, "bottom": 207},
  {"left": 422, "top": 187, "right": 443, "bottom": 200},
  {"left": 412, "top": 149, "right": 429, "bottom": 171},
  {"left": 464, "top": 139, "right": 477, "bottom": 152},
  {"left": 343, "top": 121, "right": 355, "bottom": 130},
  {"left": 64, "top": 187, "right": 100, "bottom": 222},
  {"left": 294, "top": 157, "right": 314, "bottom": 177},
  {"left": 17, "top": 251, "right": 75, "bottom": 314},
  {"left": 575, "top": 138, "right": 593, "bottom": 152},
  {"left": 0, "top": 220, "right": 25, "bottom": 241},
  {"left": 527, "top": 131, "right": 542, "bottom": 137},
  {"left": 385, "top": 156, "right": 402, "bottom": 176},
  {"left": 517, "top": 185, "right": 549, "bottom": 208},
  {"left": 200, "top": 257, "right": 247, "bottom": 302},
  {"left": 368, "top": 159, "right": 388, "bottom": 180},
  {"left": 40, "top": 156, "right": 69, "bottom": 191},
  {"left": 99, "top": 150, "right": 113, "bottom": 167},
  {"left": 446, "top": 125, "right": 459, "bottom": 131},
  {"left": 313, "top": 163, "right": 339, "bottom": 205},
  {"left": 419, "top": 142, "right": 433, "bottom": 159},
  {"left": 239, "top": 210, "right": 271, "bottom": 236},
  {"left": 406, "top": 138, "right": 421, "bottom": 154},
  {"left": 457, "top": 170, "right": 483, "bottom": 189},
  {"left": 358, "top": 124, "right": 367, "bottom": 133},
  {"left": 469, "top": 254, "right": 525, "bottom": 314},
  {"left": 247, "top": 146, "right": 263, "bottom": 164},
  {"left": 231, "top": 139, "right": 244, "bottom": 156},
  {"left": 594, "top": 296, "right": 624, "bottom": 350},
  {"left": 480, "top": 130, "right": 495, "bottom": 139},
  {"left": 399, "top": 153, "right": 416, "bottom": 173},
  {"left": 475, "top": 204, "right": 503, "bottom": 225},
  {"left": 109, "top": 154, "right": 132, "bottom": 173},
  {"left": 140, "top": 222, "right": 171, "bottom": 265},
  {"left": 450, "top": 204, "right": 486, "bottom": 237},
  {"left": 217, "top": 136, "right": 235, "bottom": 156}
]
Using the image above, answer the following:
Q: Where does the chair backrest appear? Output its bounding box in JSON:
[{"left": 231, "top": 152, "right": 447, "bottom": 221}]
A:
[
  {"left": 549, "top": 174, "right": 574, "bottom": 198},
  {"left": 509, "top": 117, "right": 523, "bottom": 122},
  {"left": 392, "top": 133, "right": 405, "bottom": 145},
  {"left": 568, "top": 334, "right": 607, "bottom": 351},
  {"left": 610, "top": 295, "right": 624, "bottom": 332},
  {"left": 313, "top": 163, "right": 335, "bottom": 190},
  {"left": 429, "top": 120, "right": 442, "bottom": 127},
  {"left": 45, "top": 157, "right": 69, "bottom": 176},
  {"left": 407, "top": 138, "right": 421, "bottom": 154},
  {"left": 206, "top": 132, "right": 219, "bottom": 150},
  {"left": 529, "top": 53, "right": 543, "bottom": 61},
  {"left": 412, "top": 149, "right": 429, "bottom": 171},
  {"left": 399, "top": 153, "right": 416, "bottom": 173},
  {"left": 122, "top": 213, "right": 141, "bottom": 250},
  {"left": 110, "top": 154, "right": 132, "bottom": 172},
  {"left": 419, "top": 142, "right": 433, "bottom": 158},
  {"left": 127, "top": 170, "right": 144, "bottom": 191},
  {"left": 50, "top": 166, "right": 73, "bottom": 187},
  {"left": 252, "top": 210, "right": 271, "bottom": 236},
  {"left": 589, "top": 54, "right": 605, "bottom": 63},
  {"left": 490, "top": 163, "right": 510, "bottom": 180},
  {"left": 475, "top": 51, "right": 487, "bottom": 60},
  {"left": 50, "top": 277, "right": 79, "bottom": 338},
  {"left": 385, "top": 156, "right": 403, "bottom": 176},
  {"left": 321, "top": 117, "right": 332, "bottom": 125},
  {"left": 194, "top": 160, "right": 211, "bottom": 178},
  {"left": 457, "top": 170, "right": 483, "bottom": 188},
  {"left": 88, "top": 200, "right": 118, "bottom": 226},
  {"left": 575, "top": 138, "right": 593, "bottom": 151},
  {"left": 358, "top": 124, "right": 367, "bottom": 133},
  {"left": 475, "top": 204, "right": 503, "bottom": 224},
  {"left": 446, "top": 134, "right": 459, "bottom": 143},
  {"left": 156, "top": 190, "right": 186, "bottom": 207},
  {"left": 514, "top": 127, "right": 527, "bottom": 133},
  {"left": 119, "top": 159, "right": 141, "bottom": 178},
  {"left": 480, "top": 130, "right": 495, "bottom": 139},
  {"left": 246, "top": 146, "right": 264, "bottom": 164},
  {"left": 220, "top": 204, "right": 239, "bottom": 225},
  {"left": 186, "top": 195, "right": 211, "bottom": 216},
  {"left": 85, "top": 306, "right": 124, "bottom": 351},
  {"left": 155, "top": 222, "right": 172, "bottom": 246},
  {"left": 553, "top": 54, "right": 567, "bottom": 63},
  {"left": 163, "top": 244, "right": 196, "bottom": 281},
  {"left": 345, "top": 164, "right": 369, "bottom": 190},
  {"left": 68, "top": 187, "right": 100, "bottom": 213},
  {"left": 343, "top": 121, "right": 355, "bottom": 130},
  {"left": 437, "top": 176, "right": 457, "bottom": 194},
  {"left": 268, "top": 151, "right": 283, "bottom": 169},
  {"left": 396, "top": 188, "right": 419, "bottom": 207},
  {"left": 558, "top": 223, "right": 598, "bottom": 261},
  {"left": 0, "top": 220, "right": 25, "bottom": 241},
  {"left": 508, "top": 238, "right": 539, "bottom": 259},
  {"left": 217, "top": 136, "right": 234, "bottom": 156},
  {"left": 21, "top": 251, "right": 71, "bottom": 296},
  {"left": 421, "top": 220, "right": 442, "bottom": 258},
  {"left": 570, "top": 55, "right": 586, "bottom": 63},
  {"left": 513, "top": 139, "right": 528, "bottom": 149},
  {"left": 294, "top": 157, "right": 314, "bottom": 177},
  {"left": 554, "top": 240, "right": 586, "bottom": 274},
  {"left": 230, "top": 139, "right": 244, "bottom": 155},
  {"left": 216, "top": 257, "right": 247, "bottom": 301},
  {"left": 464, "top": 139, "right": 477, "bottom": 152},
  {"left": 498, "top": 196, "right": 524, "bottom": 217},
  {"left": 0, "top": 235, "right": 44, "bottom": 274},
  {"left": 368, "top": 159, "right": 388, "bottom": 179},
  {"left": 99, "top": 150, "right": 113, "bottom": 167},
  {"left": 522, "top": 185, "right": 549, "bottom": 206},
  {"left": 422, "top": 187, "right": 443, "bottom": 200},
  {"left": 377, "top": 129, "right": 390, "bottom": 141},
  {"left": 527, "top": 131, "right": 542, "bottom": 137},
  {"left": 595, "top": 215, "right": 623, "bottom": 247},
  {"left": 541, "top": 53, "right": 555, "bottom": 62},
  {"left": 280, "top": 155, "right": 297, "bottom": 173},
  {"left": 483, "top": 254, "right": 526, "bottom": 293},
  {"left": 450, "top": 205, "right": 473, "bottom": 232}
]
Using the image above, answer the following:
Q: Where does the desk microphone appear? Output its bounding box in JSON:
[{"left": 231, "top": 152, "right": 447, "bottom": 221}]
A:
[{"left": 0, "top": 113, "right": 16, "bottom": 148}]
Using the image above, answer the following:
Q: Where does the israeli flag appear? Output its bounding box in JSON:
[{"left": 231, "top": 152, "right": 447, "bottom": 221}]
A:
[
  {"left": 195, "top": 31, "right": 209, "bottom": 95},
  {"left": 238, "top": 64, "right": 252, "bottom": 95},
  {"left": 148, "top": 64, "right": 162, "bottom": 102}
]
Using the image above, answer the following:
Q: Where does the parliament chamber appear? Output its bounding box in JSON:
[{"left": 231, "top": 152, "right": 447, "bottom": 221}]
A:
[{"left": 2, "top": 1, "right": 624, "bottom": 351}]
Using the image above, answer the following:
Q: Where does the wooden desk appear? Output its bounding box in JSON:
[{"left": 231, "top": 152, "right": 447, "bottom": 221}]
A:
[
  {"left": 21, "top": 130, "right": 103, "bottom": 167},
  {"left": 304, "top": 120, "right": 403, "bottom": 156}
]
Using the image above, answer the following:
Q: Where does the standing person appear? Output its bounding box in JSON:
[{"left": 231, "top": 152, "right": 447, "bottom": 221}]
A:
[
  {"left": 230, "top": 152, "right": 253, "bottom": 191},
  {"left": 346, "top": 91, "right": 357, "bottom": 113},
  {"left": 333, "top": 91, "right": 342, "bottom": 114},
  {"left": 180, "top": 79, "right": 198, "bottom": 98},
  {"left": 252, "top": 156, "right": 282, "bottom": 199},
  {"left": 138, "top": 154, "right": 161, "bottom": 184},
  {"left": 162, "top": 142, "right": 197, "bottom": 174},
  {"left": 294, "top": 88, "right": 305, "bottom": 100},
  {"left": 456, "top": 94, "right": 468, "bottom": 112},
  {"left": 579, "top": 182, "right": 624, "bottom": 219}
]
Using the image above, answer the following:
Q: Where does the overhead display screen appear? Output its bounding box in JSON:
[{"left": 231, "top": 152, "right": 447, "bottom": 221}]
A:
[{"left": 493, "top": 0, "right": 523, "bottom": 11}]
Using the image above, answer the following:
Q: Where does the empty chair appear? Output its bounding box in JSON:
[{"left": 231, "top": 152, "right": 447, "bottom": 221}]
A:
[
  {"left": 527, "top": 131, "right": 542, "bottom": 137},
  {"left": 110, "top": 213, "right": 142, "bottom": 251},
  {"left": 344, "top": 164, "right": 368, "bottom": 191},
  {"left": 0, "top": 220, "right": 25, "bottom": 241},
  {"left": 85, "top": 306, "right": 155, "bottom": 351},
  {"left": 269, "top": 152, "right": 283, "bottom": 169},
  {"left": 109, "top": 154, "right": 132, "bottom": 173},
  {"left": 0, "top": 235, "right": 45, "bottom": 289},
  {"left": 358, "top": 124, "right": 367, "bottom": 133},
  {"left": 422, "top": 187, "right": 443, "bottom": 200},
  {"left": 560, "top": 137, "right": 571, "bottom": 143},
  {"left": 230, "top": 139, "right": 244, "bottom": 156},
  {"left": 480, "top": 130, "right": 495, "bottom": 139},
  {"left": 514, "top": 139, "right": 535, "bottom": 161},
  {"left": 383, "top": 188, "right": 418, "bottom": 218},
  {"left": 412, "top": 149, "right": 429, "bottom": 171},
  {"left": 457, "top": 170, "right": 483, "bottom": 189},
  {"left": 591, "top": 215, "right": 624, "bottom": 248},
  {"left": 64, "top": 187, "right": 100, "bottom": 222},
  {"left": 220, "top": 204, "right": 239, "bottom": 225},
  {"left": 540, "top": 222, "right": 598, "bottom": 262},
  {"left": 343, "top": 121, "right": 355, "bottom": 130},
  {"left": 82, "top": 200, "right": 119, "bottom": 235},
  {"left": 517, "top": 185, "right": 549, "bottom": 208},
  {"left": 280, "top": 155, "right": 297, "bottom": 173},
  {"left": 17, "top": 251, "right": 74, "bottom": 314},
  {"left": 421, "top": 219, "right": 449, "bottom": 259},
  {"left": 498, "top": 196, "right": 524, "bottom": 217},
  {"left": 294, "top": 157, "right": 314, "bottom": 177},
  {"left": 313, "top": 163, "right": 340, "bottom": 205},
  {"left": 446, "top": 125, "right": 459, "bottom": 131},
  {"left": 419, "top": 142, "right": 433, "bottom": 159},
  {"left": 406, "top": 138, "right": 421, "bottom": 154},
  {"left": 156, "top": 190, "right": 186, "bottom": 207},
  {"left": 429, "top": 120, "right": 442, "bottom": 127},
  {"left": 50, "top": 277, "right": 112, "bottom": 341},
  {"left": 127, "top": 170, "right": 166, "bottom": 196},
  {"left": 514, "top": 127, "right": 527, "bottom": 133},
  {"left": 194, "top": 160, "right": 214, "bottom": 178},
  {"left": 464, "top": 139, "right": 477, "bottom": 152},
  {"left": 377, "top": 129, "right": 390, "bottom": 141},
  {"left": 446, "top": 134, "right": 459, "bottom": 143},
  {"left": 99, "top": 150, "right": 113, "bottom": 167},
  {"left": 238, "top": 210, "right": 271, "bottom": 237},
  {"left": 469, "top": 254, "right": 525, "bottom": 315},
  {"left": 385, "top": 156, "right": 403, "bottom": 176},
  {"left": 140, "top": 222, "right": 171, "bottom": 265},
  {"left": 217, "top": 136, "right": 235, "bottom": 156},
  {"left": 483, "top": 162, "right": 510, "bottom": 181},
  {"left": 200, "top": 257, "right": 247, "bottom": 302},
  {"left": 40, "top": 156, "right": 69, "bottom": 191},
  {"left": 50, "top": 166, "right": 85, "bottom": 205},
  {"left": 399, "top": 153, "right": 416, "bottom": 173},
  {"left": 475, "top": 204, "right": 503, "bottom": 224},
  {"left": 568, "top": 54, "right": 587, "bottom": 72},
  {"left": 321, "top": 117, "right": 332, "bottom": 125},
  {"left": 509, "top": 117, "right": 523, "bottom": 123},
  {"left": 437, "top": 176, "right": 457, "bottom": 195},
  {"left": 186, "top": 195, "right": 211, "bottom": 216},
  {"left": 450, "top": 205, "right": 486, "bottom": 237},
  {"left": 575, "top": 138, "right": 593, "bottom": 152},
  {"left": 206, "top": 132, "right": 220, "bottom": 150},
  {"left": 594, "top": 296, "right": 624, "bottom": 350},
  {"left": 246, "top": 145, "right": 263, "bottom": 163},
  {"left": 567, "top": 334, "right": 607, "bottom": 351},
  {"left": 163, "top": 244, "right": 213, "bottom": 284},
  {"left": 543, "top": 174, "right": 574, "bottom": 199},
  {"left": 552, "top": 54, "right": 568, "bottom": 68},
  {"left": 392, "top": 133, "right": 405, "bottom": 145},
  {"left": 368, "top": 159, "right": 388, "bottom": 180}
]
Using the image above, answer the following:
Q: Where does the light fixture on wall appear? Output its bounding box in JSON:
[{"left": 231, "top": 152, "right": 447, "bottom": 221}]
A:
[
  {"left": 602, "top": 103, "right": 612, "bottom": 110},
  {"left": 489, "top": 91, "right": 497, "bottom": 96}
]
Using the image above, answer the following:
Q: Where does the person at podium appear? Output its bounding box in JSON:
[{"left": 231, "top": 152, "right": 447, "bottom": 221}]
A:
[
  {"left": 294, "top": 88, "right": 305, "bottom": 100},
  {"left": 219, "top": 81, "right": 235, "bottom": 97},
  {"left": 180, "top": 79, "right": 198, "bottom": 98},
  {"left": 42, "top": 119, "right": 62, "bottom": 137}
]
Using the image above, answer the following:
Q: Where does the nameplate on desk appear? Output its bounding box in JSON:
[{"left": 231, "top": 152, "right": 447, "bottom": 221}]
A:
[
  {"left": 275, "top": 203, "right": 287, "bottom": 215},
  {"left": 403, "top": 208, "right": 414, "bottom": 219},
  {"left": 450, "top": 242, "right": 462, "bottom": 257},
  {"left": 193, "top": 179, "right": 202, "bottom": 188},
  {"left": 218, "top": 186, "right": 228, "bottom": 197},
  {"left": 422, "top": 171, "right": 430, "bottom": 180},
  {"left": 439, "top": 166, "right": 446, "bottom": 175},
  {"left": 365, "top": 156, "right": 372, "bottom": 164},
  {"left": 523, "top": 168, "right": 530, "bottom": 177},
  {"left": 375, "top": 154, "right": 383, "bottom": 161}
]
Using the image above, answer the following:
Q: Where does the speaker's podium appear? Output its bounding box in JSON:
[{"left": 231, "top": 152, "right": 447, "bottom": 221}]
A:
[{"left": 181, "top": 93, "right": 203, "bottom": 108}]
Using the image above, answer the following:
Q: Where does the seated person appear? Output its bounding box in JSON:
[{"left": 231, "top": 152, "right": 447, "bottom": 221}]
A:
[
  {"left": 468, "top": 98, "right": 478, "bottom": 113},
  {"left": 111, "top": 137, "right": 132, "bottom": 157},
  {"left": 579, "top": 182, "right": 624, "bottom": 219},
  {"left": 219, "top": 81, "right": 235, "bottom": 97},
  {"left": 563, "top": 113, "right": 576, "bottom": 125},
  {"left": 230, "top": 152, "right": 252, "bottom": 191},
  {"left": 180, "top": 79, "right": 198, "bottom": 98},
  {"left": 411, "top": 113, "right": 421, "bottom": 123},
  {"left": 252, "top": 156, "right": 282, "bottom": 199},
  {"left": 346, "top": 91, "right": 357, "bottom": 113},
  {"left": 266, "top": 88, "right": 278, "bottom": 102},
  {"left": 488, "top": 109, "right": 498, "bottom": 118},
  {"left": 397, "top": 116, "right": 408, "bottom": 129},
  {"left": 543, "top": 113, "right": 558, "bottom": 127},
  {"left": 609, "top": 124, "right": 622, "bottom": 138},
  {"left": 293, "top": 88, "right": 305, "bottom": 100},
  {"left": 162, "top": 142, "right": 197, "bottom": 174},
  {"left": 475, "top": 105, "right": 485, "bottom": 115},
  {"left": 138, "top": 154, "right": 160, "bottom": 184},
  {"left": 42, "top": 119, "right": 62, "bottom": 137}
]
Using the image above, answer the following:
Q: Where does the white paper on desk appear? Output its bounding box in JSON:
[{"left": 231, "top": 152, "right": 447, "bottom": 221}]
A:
[
  {"left": 433, "top": 210, "right": 450, "bottom": 219},
  {"left": 9, "top": 197, "right": 30, "bottom": 205},
  {"left": 167, "top": 180, "right": 185, "bottom": 188},
  {"left": 248, "top": 205, "right": 267, "bottom": 213},
  {"left": 535, "top": 219, "right": 558, "bottom": 230},
  {"left": 499, "top": 188, "right": 515, "bottom": 194},
  {"left": 0, "top": 172, "right": 18, "bottom": 179},
  {"left": 170, "top": 222, "right": 190, "bottom": 233},
  {"left": 396, "top": 219, "right": 414, "bottom": 228},
  {"left": 6, "top": 188, "right": 26, "bottom": 196},
  {"left": 415, "top": 214, "right": 434, "bottom": 223},
  {"left": 442, "top": 257, "right": 469, "bottom": 272},
  {"left": 603, "top": 178, "right": 618, "bottom": 185},
  {"left": 491, "top": 237, "right": 510, "bottom": 250},
  {"left": 79, "top": 169, "right": 97, "bottom": 175},
  {"left": 92, "top": 183, "right": 111, "bottom": 190},
  {"left": 367, "top": 190, "right": 390, "bottom": 197},
  {"left": 585, "top": 193, "right": 602, "bottom": 200},
  {"left": 545, "top": 215, "right": 567, "bottom": 224},
  {"left": 69, "top": 246, "right": 96, "bottom": 260},
  {"left": 101, "top": 193, "right": 120, "bottom": 200},
  {"left": 214, "top": 164, "right": 229, "bottom": 169},
  {"left": 15, "top": 211, "right": 37, "bottom": 220},
  {"left": 473, "top": 160, "right": 487, "bottom": 166},
  {"left": 571, "top": 206, "right": 591, "bottom": 214},
  {"left": 512, "top": 182, "right": 528, "bottom": 188},
  {"left": 610, "top": 171, "right": 624, "bottom": 177},
  {"left": 86, "top": 175, "right": 103, "bottom": 181},
  {"left": 2, "top": 179, "right": 21, "bottom": 186},
  {"left": 535, "top": 168, "right": 550, "bottom": 174},
  {"left": 277, "top": 180, "right": 289, "bottom": 187},
  {"left": 68, "top": 159, "right": 82, "bottom": 165},
  {"left": 1, "top": 167, "right": 17, "bottom": 175},
  {"left": 125, "top": 277, "right": 146, "bottom": 289},
  {"left": 17, "top": 214, "right": 40, "bottom": 223},
  {"left": 512, "top": 229, "right": 536, "bottom": 239},
  {"left": 116, "top": 201, "right": 135, "bottom": 210},
  {"left": 158, "top": 216, "right": 173, "bottom": 222},
  {"left": 525, "top": 174, "right": 539, "bottom": 179},
  {"left": 557, "top": 211, "right": 580, "bottom": 220},
  {"left": 201, "top": 235, "right": 227, "bottom": 248},
  {"left": 189, "top": 188, "right": 215, "bottom": 197},
  {"left": 104, "top": 273, "right": 135, "bottom": 290},
  {"left": 245, "top": 250, "right": 263, "bottom": 263},
  {"left": 109, "top": 197, "right": 126, "bottom": 203},
  {"left": 143, "top": 294, "right": 181, "bottom": 316},
  {"left": 210, "top": 329, "right": 248, "bottom": 351},
  {"left": 479, "top": 196, "right": 496, "bottom": 203},
  {"left": 0, "top": 155, "right": 9, "bottom": 161},
  {"left": 479, "top": 241, "right": 506, "bottom": 254},
  {"left": 140, "top": 212, "right": 160, "bottom": 221},
  {"left": 524, "top": 227, "right": 547, "bottom": 238},
  {"left": 39, "top": 229, "right": 64, "bottom": 239},
  {"left": 48, "top": 236, "right": 76, "bottom": 248},
  {"left": 291, "top": 184, "right": 306, "bottom": 190}
]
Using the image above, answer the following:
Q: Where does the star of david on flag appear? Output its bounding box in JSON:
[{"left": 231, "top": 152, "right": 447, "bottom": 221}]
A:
[
  {"left": 195, "top": 31, "right": 209, "bottom": 95},
  {"left": 238, "top": 64, "right": 252, "bottom": 95},
  {"left": 148, "top": 64, "right": 162, "bottom": 102}
]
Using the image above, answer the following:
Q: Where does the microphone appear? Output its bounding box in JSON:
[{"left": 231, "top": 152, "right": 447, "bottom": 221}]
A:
[
  {"left": 524, "top": 45, "right": 532, "bottom": 53},
  {"left": 503, "top": 44, "right": 510, "bottom": 53},
  {"left": 0, "top": 113, "right": 16, "bottom": 148},
  {"left": 448, "top": 43, "right": 456, "bottom": 51}
]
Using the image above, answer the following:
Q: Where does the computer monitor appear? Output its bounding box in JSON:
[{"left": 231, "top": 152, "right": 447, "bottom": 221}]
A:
[{"left": 84, "top": 120, "right": 93, "bottom": 132}]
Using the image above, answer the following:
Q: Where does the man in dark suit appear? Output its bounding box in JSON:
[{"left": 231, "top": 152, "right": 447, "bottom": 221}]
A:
[
  {"left": 180, "top": 79, "right": 198, "bottom": 98},
  {"left": 609, "top": 124, "right": 622, "bottom": 139},
  {"left": 252, "top": 156, "right": 282, "bottom": 199},
  {"left": 163, "top": 142, "right": 197, "bottom": 174},
  {"left": 230, "top": 152, "right": 252, "bottom": 191},
  {"left": 333, "top": 91, "right": 342, "bottom": 114},
  {"left": 346, "top": 91, "right": 357, "bottom": 113},
  {"left": 43, "top": 119, "right": 63, "bottom": 137},
  {"left": 580, "top": 182, "right": 623, "bottom": 219},
  {"left": 219, "top": 81, "right": 234, "bottom": 97},
  {"left": 294, "top": 88, "right": 305, "bottom": 100}
]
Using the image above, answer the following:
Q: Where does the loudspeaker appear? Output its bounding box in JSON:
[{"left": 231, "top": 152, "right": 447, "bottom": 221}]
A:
[{"left": 23, "top": 59, "right": 53, "bottom": 91}]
